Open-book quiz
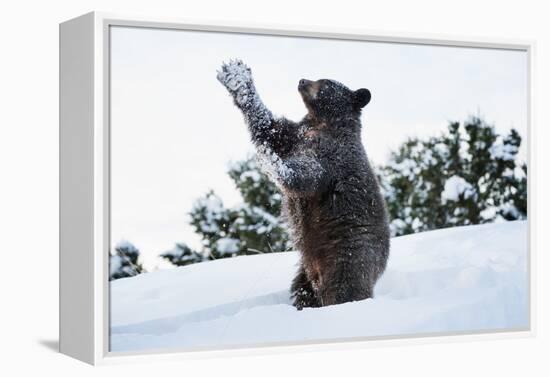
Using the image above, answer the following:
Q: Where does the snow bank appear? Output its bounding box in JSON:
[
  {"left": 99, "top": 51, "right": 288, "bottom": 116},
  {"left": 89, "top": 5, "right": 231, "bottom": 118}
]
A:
[{"left": 110, "top": 221, "right": 528, "bottom": 352}]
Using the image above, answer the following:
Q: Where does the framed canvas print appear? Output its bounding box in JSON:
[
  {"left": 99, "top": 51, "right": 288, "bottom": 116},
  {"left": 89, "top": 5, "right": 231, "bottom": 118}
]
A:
[{"left": 59, "top": 12, "right": 535, "bottom": 365}]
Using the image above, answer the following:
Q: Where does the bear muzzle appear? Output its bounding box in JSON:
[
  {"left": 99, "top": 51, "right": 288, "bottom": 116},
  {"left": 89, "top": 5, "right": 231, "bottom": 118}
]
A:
[{"left": 298, "top": 79, "right": 320, "bottom": 100}]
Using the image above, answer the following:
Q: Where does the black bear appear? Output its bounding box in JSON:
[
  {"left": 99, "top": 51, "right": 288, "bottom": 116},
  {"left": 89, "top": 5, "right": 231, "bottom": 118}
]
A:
[{"left": 217, "top": 59, "right": 390, "bottom": 309}]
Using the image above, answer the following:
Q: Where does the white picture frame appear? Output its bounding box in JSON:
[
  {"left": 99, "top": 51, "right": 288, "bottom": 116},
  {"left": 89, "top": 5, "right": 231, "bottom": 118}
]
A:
[{"left": 59, "top": 11, "right": 537, "bottom": 365}]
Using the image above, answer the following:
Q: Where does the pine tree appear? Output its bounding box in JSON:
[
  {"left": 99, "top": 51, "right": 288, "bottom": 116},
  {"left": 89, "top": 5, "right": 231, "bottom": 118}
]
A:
[
  {"left": 379, "top": 116, "right": 527, "bottom": 236},
  {"left": 161, "top": 115, "right": 527, "bottom": 266},
  {"left": 159, "top": 242, "right": 204, "bottom": 266},
  {"left": 162, "top": 157, "right": 290, "bottom": 266},
  {"left": 110, "top": 240, "right": 146, "bottom": 280}
]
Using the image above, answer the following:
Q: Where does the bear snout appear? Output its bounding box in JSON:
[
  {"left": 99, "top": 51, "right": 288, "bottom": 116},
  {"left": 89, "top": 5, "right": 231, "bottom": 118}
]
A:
[
  {"left": 298, "top": 79, "right": 320, "bottom": 100},
  {"left": 298, "top": 79, "right": 312, "bottom": 90}
]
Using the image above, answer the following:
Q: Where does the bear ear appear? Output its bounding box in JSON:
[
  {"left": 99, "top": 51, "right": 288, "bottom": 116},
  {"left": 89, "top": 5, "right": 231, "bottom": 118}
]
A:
[{"left": 354, "top": 88, "right": 371, "bottom": 109}]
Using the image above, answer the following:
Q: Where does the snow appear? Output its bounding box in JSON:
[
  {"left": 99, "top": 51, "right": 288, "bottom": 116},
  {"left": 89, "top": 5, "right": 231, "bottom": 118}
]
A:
[
  {"left": 194, "top": 194, "right": 223, "bottom": 214},
  {"left": 115, "top": 240, "right": 137, "bottom": 250},
  {"left": 240, "top": 170, "right": 262, "bottom": 183},
  {"left": 193, "top": 194, "right": 224, "bottom": 233},
  {"left": 391, "top": 158, "right": 418, "bottom": 180},
  {"left": 390, "top": 218, "right": 407, "bottom": 234},
  {"left": 216, "top": 59, "right": 255, "bottom": 106},
  {"left": 215, "top": 237, "right": 240, "bottom": 255},
  {"left": 441, "top": 175, "right": 474, "bottom": 202},
  {"left": 490, "top": 143, "right": 519, "bottom": 161},
  {"left": 162, "top": 244, "right": 202, "bottom": 263},
  {"left": 422, "top": 149, "right": 437, "bottom": 166},
  {"left": 257, "top": 144, "right": 296, "bottom": 184},
  {"left": 480, "top": 206, "right": 498, "bottom": 221},
  {"left": 110, "top": 221, "right": 528, "bottom": 353},
  {"left": 434, "top": 142, "right": 448, "bottom": 157},
  {"left": 110, "top": 255, "right": 123, "bottom": 275},
  {"left": 411, "top": 217, "right": 423, "bottom": 231}
]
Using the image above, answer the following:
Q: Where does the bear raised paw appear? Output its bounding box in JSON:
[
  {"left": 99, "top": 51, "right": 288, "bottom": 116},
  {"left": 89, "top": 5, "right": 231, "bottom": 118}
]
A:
[
  {"left": 217, "top": 59, "right": 390, "bottom": 310},
  {"left": 216, "top": 59, "right": 256, "bottom": 107}
]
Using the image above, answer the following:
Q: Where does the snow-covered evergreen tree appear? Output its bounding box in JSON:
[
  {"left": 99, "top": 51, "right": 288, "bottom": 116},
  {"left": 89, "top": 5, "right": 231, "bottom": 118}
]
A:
[
  {"left": 162, "top": 157, "right": 290, "bottom": 266},
  {"left": 378, "top": 116, "right": 527, "bottom": 236},
  {"left": 110, "top": 240, "right": 146, "bottom": 280},
  {"left": 159, "top": 242, "right": 204, "bottom": 266},
  {"left": 161, "top": 116, "right": 527, "bottom": 266}
]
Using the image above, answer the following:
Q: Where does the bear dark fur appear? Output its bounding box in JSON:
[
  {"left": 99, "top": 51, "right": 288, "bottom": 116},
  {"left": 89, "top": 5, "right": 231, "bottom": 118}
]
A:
[{"left": 217, "top": 60, "right": 390, "bottom": 309}]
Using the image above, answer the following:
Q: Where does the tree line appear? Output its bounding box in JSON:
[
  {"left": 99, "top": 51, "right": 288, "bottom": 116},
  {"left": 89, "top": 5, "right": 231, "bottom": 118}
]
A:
[{"left": 110, "top": 116, "right": 527, "bottom": 280}]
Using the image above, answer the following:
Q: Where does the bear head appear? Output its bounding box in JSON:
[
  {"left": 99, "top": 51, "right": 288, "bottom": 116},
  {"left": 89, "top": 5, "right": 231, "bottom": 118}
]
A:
[{"left": 298, "top": 79, "right": 371, "bottom": 121}]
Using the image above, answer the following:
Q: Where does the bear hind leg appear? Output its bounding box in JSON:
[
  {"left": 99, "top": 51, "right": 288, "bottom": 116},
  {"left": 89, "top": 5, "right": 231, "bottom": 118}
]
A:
[
  {"left": 290, "top": 265, "right": 320, "bottom": 310},
  {"left": 319, "top": 262, "right": 374, "bottom": 306}
]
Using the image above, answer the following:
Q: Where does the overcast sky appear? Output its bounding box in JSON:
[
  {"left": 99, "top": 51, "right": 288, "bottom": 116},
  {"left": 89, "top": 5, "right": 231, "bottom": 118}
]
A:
[{"left": 110, "top": 26, "right": 528, "bottom": 270}]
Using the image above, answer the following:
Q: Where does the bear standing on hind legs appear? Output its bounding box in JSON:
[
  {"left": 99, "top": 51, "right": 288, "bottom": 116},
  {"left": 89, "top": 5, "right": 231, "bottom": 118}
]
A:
[{"left": 217, "top": 60, "right": 390, "bottom": 310}]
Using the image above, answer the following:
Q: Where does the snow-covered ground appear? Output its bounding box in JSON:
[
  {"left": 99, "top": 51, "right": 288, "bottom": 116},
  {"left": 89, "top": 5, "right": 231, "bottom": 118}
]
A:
[{"left": 110, "top": 221, "right": 528, "bottom": 353}]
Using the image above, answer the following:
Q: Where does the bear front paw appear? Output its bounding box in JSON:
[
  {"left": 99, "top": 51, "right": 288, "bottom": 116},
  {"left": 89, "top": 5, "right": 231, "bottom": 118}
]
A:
[{"left": 217, "top": 59, "right": 255, "bottom": 98}]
